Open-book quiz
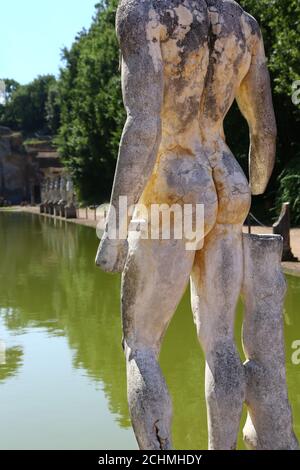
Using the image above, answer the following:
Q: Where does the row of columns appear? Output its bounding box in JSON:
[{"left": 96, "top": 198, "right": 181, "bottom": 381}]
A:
[{"left": 40, "top": 175, "right": 77, "bottom": 219}]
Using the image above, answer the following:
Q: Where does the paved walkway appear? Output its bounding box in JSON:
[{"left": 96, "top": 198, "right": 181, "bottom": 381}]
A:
[
  {"left": 2, "top": 206, "right": 300, "bottom": 277},
  {"left": 2, "top": 205, "right": 99, "bottom": 229}
]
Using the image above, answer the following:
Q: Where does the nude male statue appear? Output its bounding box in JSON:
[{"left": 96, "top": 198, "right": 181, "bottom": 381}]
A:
[{"left": 95, "top": 0, "right": 291, "bottom": 450}]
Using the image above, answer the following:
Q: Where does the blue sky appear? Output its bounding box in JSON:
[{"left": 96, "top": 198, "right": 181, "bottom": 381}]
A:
[{"left": 0, "top": 0, "right": 99, "bottom": 84}]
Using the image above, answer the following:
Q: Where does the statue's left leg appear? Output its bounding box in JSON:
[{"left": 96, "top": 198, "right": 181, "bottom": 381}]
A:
[
  {"left": 190, "top": 223, "right": 245, "bottom": 450},
  {"left": 122, "top": 236, "right": 195, "bottom": 450}
]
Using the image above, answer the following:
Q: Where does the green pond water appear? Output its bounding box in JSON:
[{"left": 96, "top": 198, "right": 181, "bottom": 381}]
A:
[{"left": 0, "top": 211, "right": 299, "bottom": 450}]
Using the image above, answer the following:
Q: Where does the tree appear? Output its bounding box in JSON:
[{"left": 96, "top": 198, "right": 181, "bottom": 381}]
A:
[
  {"left": 57, "top": 0, "right": 124, "bottom": 203},
  {"left": 0, "top": 79, "right": 20, "bottom": 124},
  {"left": 0, "top": 75, "right": 59, "bottom": 134},
  {"left": 45, "top": 81, "right": 61, "bottom": 135},
  {"left": 0, "top": 79, "right": 20, "bottom": 102}
]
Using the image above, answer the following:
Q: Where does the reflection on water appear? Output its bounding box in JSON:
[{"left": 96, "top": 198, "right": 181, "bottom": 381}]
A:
[
  {"left": 0, "top": 212, "right": 299, "bottom": 449},
  {"left": 0, "top": 335, "right": 23, "bottom": 381}
]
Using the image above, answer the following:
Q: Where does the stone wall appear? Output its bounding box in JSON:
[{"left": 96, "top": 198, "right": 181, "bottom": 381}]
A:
[{"left": 0, "top": 126, "right": 63, "bottom": 205}]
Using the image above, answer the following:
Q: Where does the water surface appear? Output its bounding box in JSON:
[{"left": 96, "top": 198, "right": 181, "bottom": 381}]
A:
[{"left": 0, "top": 212, "right": 299, "bottom": 449}]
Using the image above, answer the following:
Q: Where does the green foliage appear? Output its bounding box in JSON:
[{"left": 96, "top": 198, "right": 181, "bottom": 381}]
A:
[
  {"left": 0, "top": 78, "right": 20, "bottom": 101},
  {"left": 239, "top": 1, "right": 300, "bottom": 89},
  {"left": 0, "top": 79, "right": 20, "bottom": 125},
  {"left": 23, "top": 138, "right": 51, "bottom": 146},
  {"left": 276, "top": 159, "right": 300, "bottom": 225},
  {"left": 45, "top": 81, "right": 61, "bottom": 134},
  {"left": 0, "top": 75, "right": 58, "bottom": 134},
  {"left": 57, "top": 0, "right": 124, "bottom": 203}
]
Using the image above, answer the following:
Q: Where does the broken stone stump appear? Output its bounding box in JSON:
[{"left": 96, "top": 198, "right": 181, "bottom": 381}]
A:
[
  {"left": 242, "top": 233, "right": 299, "bottom": 450},
  {"left": 45, "top": 202, "right": 54, "bottom": 215},
  {"left": 273, "top": 202, "right": 298, "bottom": 262}
]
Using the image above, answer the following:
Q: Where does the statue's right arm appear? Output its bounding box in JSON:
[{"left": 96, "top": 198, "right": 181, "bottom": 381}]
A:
[
  {"left": 95, "top": 1, "right": 164, "bottom": 272},
  {"left": 107, "top": 1, "right": 164, "bottom": 235},
  {"left": 236, "top": 20, "right": 277, "bottom": 196}
]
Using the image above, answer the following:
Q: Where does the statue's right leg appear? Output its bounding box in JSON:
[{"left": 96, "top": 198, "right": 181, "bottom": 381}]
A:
[
  {"left": 190, "top": 223, "right": 246, "bottom": 450},
  {"left": 121, "top": 236, "right": 195, "bottom": 450}
]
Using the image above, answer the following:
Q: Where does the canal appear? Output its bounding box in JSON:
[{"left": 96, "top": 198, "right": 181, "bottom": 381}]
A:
[{"left": 0, "top": 212, "right": 299, "bottom": 449}]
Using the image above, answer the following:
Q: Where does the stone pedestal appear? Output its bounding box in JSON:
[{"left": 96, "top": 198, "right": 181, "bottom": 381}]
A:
[
  {"left": 65, "top": 205, "right": 77, "bottom": 219},
  {"left": 59, "top": 202, "right": 66, "bottom": 217},
  {"left": 53, "top": 202, "right": 61, "bottom": 217},
  {"left": 242, "top": 234, "right": 299, "bottom": 450},
  {"left": 46, "top": 202, "right": 54, "bottom": 215}
]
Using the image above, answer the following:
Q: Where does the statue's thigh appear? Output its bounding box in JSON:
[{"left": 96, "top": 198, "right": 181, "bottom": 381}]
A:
[
  {"left": 212, "top": 151, "right": 251, "bottom": 225},
  {"left": 121, "top": 237, "right": 195, "bottom": 349},
  {"left": 190, "top": 223, "right": 244, "bottom": 351}
]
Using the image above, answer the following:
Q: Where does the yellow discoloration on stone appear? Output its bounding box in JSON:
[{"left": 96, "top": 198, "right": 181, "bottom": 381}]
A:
[{"left": 161, "top": 38, "right": 183, "bottom": 73}]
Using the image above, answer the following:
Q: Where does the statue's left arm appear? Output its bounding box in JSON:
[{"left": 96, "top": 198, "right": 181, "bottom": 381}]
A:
[
  {"left": 236, "top": 21, "right": 277, "bottom": 196},
  {"left": 96, "top": 1, "right": 164, "bottom": 272}
]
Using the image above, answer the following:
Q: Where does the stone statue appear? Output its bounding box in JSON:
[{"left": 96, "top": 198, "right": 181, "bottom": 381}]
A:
[
  {"left": 60, "top": 176, "right": 66, "bottom": 199},
  {"left": 96, "top": 0, "right": 298, "bottom": 450},
  {"left": 65, "top": 176, "right": 77, "bottom": 218},
  {"left": 66, "top": 176, "right": 74, "bottom": 205}
]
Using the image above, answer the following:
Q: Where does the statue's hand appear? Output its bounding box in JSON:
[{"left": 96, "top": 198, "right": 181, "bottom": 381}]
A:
[{"left": 95, "top": 233, "right": 128, "bottom": 273}]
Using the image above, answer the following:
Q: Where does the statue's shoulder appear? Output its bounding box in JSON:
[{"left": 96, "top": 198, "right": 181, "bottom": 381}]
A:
[
  {"left": 242, "top": 12, "right": 261, "bottom": 39},
  {"left": 220, "top": 0, "right": 262, "bottom": 43},
  {"left": 116, "top": 0, "right": 151, "bottom": 41}
]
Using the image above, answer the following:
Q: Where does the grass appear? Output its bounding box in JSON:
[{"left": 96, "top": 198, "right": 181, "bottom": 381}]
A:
[{"left": 23, "top": 138, "right": 52, "bottom": 146}]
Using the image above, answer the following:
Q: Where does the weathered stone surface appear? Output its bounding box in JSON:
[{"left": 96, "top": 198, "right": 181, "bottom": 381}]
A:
[
  {"left": 95, "top": 0, "right": 296, "bottom": 451},
  {"left": 0, "top": 129, "right": 37, "bottom": 204},
  {"left": 242, "top": 234, "right": 299, "bottom": 450},
  {"left": 0, "top": 127, "right": 64, "bottom": 204}
]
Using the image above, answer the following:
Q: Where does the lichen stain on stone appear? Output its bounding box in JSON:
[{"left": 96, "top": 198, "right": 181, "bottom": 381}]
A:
[
  {"left": 173, "top": 4, "right": 193, "bottom": 33},
  {"left": 146, "top": 9, "right": 164, "bottom": 73}
]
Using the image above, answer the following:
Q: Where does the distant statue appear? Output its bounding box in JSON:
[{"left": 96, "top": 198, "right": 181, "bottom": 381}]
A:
[
  {"left": 66, "top": 177, "right": 73, "bottom": 202},
  {"left": 64, "top": 176, "right": 77, "bottom": 218},
  {"left": 96, "top": 0, "right": 298, "bottom": 450},
  {"left": 60, "top": 176, "right": 66, "bottom": 193}
]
